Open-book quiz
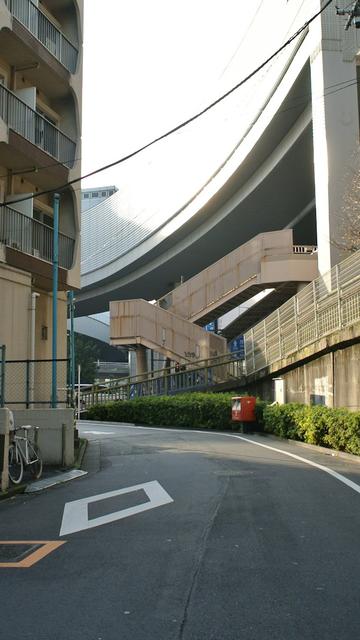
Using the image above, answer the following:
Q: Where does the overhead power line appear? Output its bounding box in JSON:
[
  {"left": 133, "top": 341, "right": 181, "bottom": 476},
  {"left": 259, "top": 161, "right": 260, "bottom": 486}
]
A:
[
  {"left": 1, "top": 0, "right": 333, "bottom": 209},
  {"left": 336, "top": 1, "right": 360, "bottom": 29}
]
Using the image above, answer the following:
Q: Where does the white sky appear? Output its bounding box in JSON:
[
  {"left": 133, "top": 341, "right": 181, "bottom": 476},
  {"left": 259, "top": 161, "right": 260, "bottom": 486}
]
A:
[{"left": 81, "top": 1, "right": 263, "bottom": 189}]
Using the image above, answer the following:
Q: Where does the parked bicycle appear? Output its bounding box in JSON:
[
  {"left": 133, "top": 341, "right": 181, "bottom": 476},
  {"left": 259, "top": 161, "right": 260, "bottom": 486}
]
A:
[{"left": 8, "top": 425, "right": 43, "bottom": 484}]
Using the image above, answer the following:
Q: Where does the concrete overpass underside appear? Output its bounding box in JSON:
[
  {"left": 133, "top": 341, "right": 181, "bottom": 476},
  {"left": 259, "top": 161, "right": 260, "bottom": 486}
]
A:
[{"left": 77, "top": 62, "right": 317, "bottom": 318}]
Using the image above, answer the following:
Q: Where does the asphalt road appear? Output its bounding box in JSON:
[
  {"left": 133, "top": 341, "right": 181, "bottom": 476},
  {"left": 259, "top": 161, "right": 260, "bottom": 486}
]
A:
[{"left": 1, "top": 420, "right": 360, "bottom": 640}]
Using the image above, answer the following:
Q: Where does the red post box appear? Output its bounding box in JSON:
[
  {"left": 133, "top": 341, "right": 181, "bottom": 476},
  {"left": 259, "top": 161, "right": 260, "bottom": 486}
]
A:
[
  {"left": 240, "top": 396, "right": 256, "bottom": 422},
  {"left": 232, "top": 396, "right": 257, "bottom": 423}
]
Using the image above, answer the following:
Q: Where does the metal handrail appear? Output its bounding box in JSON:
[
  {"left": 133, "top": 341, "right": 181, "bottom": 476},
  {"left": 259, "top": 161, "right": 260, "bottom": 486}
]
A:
[
  {"left": 81, "top": 350, "right": 246, "bottom": 407},
  {"left": 5, "top": 0, "right": 78, "bottom": 73},
  {"left": 245, "top": 249, "right": 360, "bottom": 375},
  {"left": 0, "top": 84, "right": 76, "bottom": 167},
  {"left": 293, "top": 245, "right": 318, "bottom": 254},
  {"left": 0, "top": 205, "right": 75, "bottom": 268}
]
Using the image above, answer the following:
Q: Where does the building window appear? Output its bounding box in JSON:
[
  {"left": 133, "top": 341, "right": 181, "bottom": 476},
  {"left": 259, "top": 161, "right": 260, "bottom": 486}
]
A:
[
  {"left": 84, "top": 193, "right": 90, "bottom": 199},
  {"left": 91, "top": 192, "right": 99, "bottom": 198}
]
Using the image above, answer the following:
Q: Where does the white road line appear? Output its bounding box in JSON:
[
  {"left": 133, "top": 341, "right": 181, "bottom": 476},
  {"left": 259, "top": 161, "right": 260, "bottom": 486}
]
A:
[
  {"left": 227, "top": 434, "right": 360, "bottom": 495},
  {"left": 81, "top": 430, "right": 116, "bottom": 435},
  {"left": 82, "top": 422, "right": 360, "bottom": 497}
]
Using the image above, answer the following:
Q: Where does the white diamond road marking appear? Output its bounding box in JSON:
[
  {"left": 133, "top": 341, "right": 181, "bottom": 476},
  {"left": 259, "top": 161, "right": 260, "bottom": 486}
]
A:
[{"left": 59, "top": 480, "right": 174, "bottom": 536}]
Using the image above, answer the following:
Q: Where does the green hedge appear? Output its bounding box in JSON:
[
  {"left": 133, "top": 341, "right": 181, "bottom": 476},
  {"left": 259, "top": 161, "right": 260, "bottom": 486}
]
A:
[
  {"left": 260, "top": 403, "right": 360, "bottom": 455},
  {"left": 85, "top": 392, "right": 236, "bottom": 430}
]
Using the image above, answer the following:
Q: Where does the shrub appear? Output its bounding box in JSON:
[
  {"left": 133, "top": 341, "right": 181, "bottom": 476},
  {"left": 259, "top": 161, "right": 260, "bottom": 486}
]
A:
[
  {"left": 86, "top": 392, "right": 234, "bottom": 430},
  {"left": 259, "top": 402, "right": 360, "bottom": 455},
  {"left": 86, "top": 395, "right": 360, "bottom": 456}
]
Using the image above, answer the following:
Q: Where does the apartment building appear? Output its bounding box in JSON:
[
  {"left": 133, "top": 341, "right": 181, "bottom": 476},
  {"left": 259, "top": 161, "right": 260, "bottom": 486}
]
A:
[{"left": 0, "top": 0, "right": 83, "bottom": 364}]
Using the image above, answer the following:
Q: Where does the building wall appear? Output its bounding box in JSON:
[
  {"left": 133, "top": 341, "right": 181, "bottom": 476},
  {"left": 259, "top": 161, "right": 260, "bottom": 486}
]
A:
[{"left": 0, "top": 0, "right": 83, "bottom": 377}]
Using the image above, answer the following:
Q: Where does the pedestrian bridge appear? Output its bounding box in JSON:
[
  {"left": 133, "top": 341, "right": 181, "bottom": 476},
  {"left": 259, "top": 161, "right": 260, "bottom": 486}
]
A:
[
  {"left": 110, "top": 229, "right": 317, "bottom": 365},
  {"left": 80, "top": 248, "right": 360, "bottom": 410}
]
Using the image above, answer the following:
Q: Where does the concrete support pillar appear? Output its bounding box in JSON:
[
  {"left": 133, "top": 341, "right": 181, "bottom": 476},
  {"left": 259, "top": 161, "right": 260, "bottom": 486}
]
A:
[
  {"left": 310, "top": 3, "right": 359, "bottom": 274},
  {"left": 135, "top": 345, "right": 148, "bottom": 380}
]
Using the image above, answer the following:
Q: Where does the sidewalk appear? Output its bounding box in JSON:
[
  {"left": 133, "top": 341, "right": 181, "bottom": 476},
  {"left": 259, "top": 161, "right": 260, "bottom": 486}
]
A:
[{"left": 1, "top": 437, "right": 88, "bottom": 500}]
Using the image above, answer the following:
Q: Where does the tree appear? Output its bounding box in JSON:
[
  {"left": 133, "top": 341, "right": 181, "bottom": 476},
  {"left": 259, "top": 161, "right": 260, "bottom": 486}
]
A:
[{"left": 73, "top": 334, "right": 102, "bottom": 384}]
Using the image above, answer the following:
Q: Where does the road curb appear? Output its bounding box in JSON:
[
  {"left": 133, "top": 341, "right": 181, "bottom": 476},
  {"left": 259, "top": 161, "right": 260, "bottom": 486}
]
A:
[
  {"left": 0, "top": 483, "right": 26, "bottom": 501},
  {"left": 73, "top": 438, "right": 88, "bottom": 470}
]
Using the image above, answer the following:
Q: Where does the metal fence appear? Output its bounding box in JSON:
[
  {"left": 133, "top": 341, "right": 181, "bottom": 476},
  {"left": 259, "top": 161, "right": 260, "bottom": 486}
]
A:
[
  {"left": 5, "top": 0, "right": 78, "bottom": 73},
  {"left": 80, "top": 351, "right": 246, "bottom": 408},
  {"left": 0, "top": 84, "right": 76, "bottom": 167},
  {"left": 245, "top": 249, "right": 360, "bottom": 375},
  {"left": 0, "top": 356, "right": 70, "bottom": 408},
  {"left": 0, "top": 205, "right": 74, "bottom": 268}
]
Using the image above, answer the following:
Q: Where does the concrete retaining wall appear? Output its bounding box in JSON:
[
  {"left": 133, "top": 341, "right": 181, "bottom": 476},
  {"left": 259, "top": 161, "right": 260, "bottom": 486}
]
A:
[
  {"left": 12, "top": 408, "right": 75, "bottom": 466},
  {"left": 245, "top": 342, "right": 360, "bottom": 411}
]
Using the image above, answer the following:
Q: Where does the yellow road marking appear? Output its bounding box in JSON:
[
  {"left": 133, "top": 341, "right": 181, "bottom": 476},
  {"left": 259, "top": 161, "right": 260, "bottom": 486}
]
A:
[{"left": 0, "top": 541, "right": 66, "bottom": 568}]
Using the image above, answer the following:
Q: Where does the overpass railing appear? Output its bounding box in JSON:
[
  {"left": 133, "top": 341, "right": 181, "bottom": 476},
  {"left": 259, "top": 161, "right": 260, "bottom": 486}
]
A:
[
  {"left": 245, "top": 249, "right": 360, "bottom": 375},
  {"left": 80, "top": 351, "right": 246, "bottom": 408}
]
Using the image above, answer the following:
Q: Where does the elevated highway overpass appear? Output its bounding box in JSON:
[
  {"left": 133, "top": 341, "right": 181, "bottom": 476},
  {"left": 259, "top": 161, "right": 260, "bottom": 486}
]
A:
[{"left": 76, "top": 2, "right": 359, "bottom": 359}]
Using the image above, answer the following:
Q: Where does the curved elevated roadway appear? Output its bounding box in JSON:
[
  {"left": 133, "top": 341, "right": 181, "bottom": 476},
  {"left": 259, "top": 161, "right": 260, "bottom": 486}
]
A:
[{"left": 76, "top": 3, "right": 359, "bottom": 323}]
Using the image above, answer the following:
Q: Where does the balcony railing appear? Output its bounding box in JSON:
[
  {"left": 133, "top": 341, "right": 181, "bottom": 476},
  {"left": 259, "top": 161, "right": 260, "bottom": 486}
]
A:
[
  {"left": 0, "top": 205, "right": 75, "bottom": 269},
  {"left": 0, "top": 84, "right": 76, "bottom": 167},
  {"left": 5, "top": 0, "right": 78, "bottom": 73}
]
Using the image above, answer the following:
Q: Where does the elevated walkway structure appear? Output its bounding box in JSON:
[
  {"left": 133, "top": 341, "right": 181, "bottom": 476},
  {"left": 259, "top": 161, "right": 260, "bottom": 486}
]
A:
[
  {"left": 157, "top": 230, "right": 317, "bottom": 330},
  {"left": 81, "top": 249, "right": 360, "bottom": 411},
  {"left": 110, "top": 299, "right": 227, "bottom": 365},
  {"left": 109, "top": 230, "right": 318, "bottom": 367}
]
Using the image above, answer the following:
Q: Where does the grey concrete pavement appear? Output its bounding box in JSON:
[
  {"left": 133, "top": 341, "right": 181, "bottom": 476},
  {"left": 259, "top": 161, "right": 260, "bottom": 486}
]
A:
[{"left": 1, "top": 421, "right": 360, "bottom": 640}]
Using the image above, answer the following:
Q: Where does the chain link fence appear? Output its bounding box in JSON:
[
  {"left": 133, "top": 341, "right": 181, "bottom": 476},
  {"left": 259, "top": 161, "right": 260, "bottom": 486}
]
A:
[{"left": 0, "top": 355, "right": 70, "bottom": 408}]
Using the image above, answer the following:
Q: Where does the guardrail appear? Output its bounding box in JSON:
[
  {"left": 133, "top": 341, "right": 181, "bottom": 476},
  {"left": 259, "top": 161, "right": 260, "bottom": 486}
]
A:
[
  {"left": 5, "top": 0, "right": 78, "bottom": 73},
  {"left": 80, "top": 351, "right": 246, "bottom": 408},
  {"left": 245, "top": 249, "right": 360, "bottom": 375},
  {"left": 0, "top": 205, "right": 74, "bottom": 268},
  {"left": 0, "top": 84, "right": 76, "bottom": 167}
]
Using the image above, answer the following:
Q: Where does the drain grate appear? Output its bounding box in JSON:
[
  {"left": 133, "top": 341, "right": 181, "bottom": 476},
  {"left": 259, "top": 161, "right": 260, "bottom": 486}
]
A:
[{"left": 0, "top": 543, "right": 41, "bottom": 563}]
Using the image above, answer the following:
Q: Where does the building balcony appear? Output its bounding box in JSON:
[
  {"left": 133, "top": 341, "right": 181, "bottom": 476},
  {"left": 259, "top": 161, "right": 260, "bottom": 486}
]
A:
[
  {"left": 0, "top": 83, "right": 76, "bottom": 168},
  {"left": 0, "top": 204, "right": 75, "bottom": 269},
  {"left": 4, "top": 0, "right": 78, "bottom": 74}
]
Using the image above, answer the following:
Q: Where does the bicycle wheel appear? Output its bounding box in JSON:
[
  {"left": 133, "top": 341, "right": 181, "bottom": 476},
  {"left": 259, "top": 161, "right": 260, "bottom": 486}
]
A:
[
  {"left": 8, "top": 444, "right": 24, "bottom": 484},
  {"left": 27, "top": 442, "right": 43, "bottom": 479}
]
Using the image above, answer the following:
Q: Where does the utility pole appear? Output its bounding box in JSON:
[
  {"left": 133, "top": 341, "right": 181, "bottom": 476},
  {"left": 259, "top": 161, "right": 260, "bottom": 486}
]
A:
[{"left": 336, "top": 1, "right": 360, "bottom": 30}]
